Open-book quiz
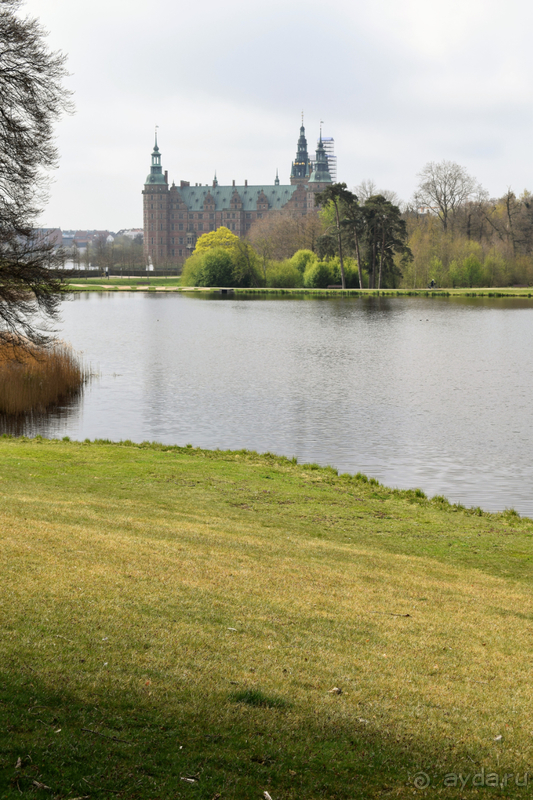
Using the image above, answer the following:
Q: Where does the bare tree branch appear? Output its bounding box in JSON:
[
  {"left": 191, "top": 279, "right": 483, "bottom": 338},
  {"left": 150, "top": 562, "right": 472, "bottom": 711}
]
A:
[{"left": 0, "top": 0, "right": 73, "bottom": 346}]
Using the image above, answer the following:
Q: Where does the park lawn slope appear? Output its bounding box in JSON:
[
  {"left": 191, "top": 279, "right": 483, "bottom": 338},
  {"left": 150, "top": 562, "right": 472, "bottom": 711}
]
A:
[{"left": 1, "top": 437, "right": 533, "bottom": 799}]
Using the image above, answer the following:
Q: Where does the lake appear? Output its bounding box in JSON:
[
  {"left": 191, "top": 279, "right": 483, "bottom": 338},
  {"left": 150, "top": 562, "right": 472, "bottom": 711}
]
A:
[{"left": 4, "top": 292, "right": 533, "bottom": 516}]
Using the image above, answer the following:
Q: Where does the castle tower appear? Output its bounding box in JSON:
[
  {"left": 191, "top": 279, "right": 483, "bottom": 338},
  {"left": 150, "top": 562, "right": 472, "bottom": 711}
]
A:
[
  {"left": 142, "top": 131, "right": 169, "bottom": 267},
  {"left": 306, "top": 130, "right": 332, "bottom": 210},
  {"left": 290, "top": 116, "right": 310, "bottom": 185},
  {"left": 308, "top": 132, "right": 332, "bottom": 186}
]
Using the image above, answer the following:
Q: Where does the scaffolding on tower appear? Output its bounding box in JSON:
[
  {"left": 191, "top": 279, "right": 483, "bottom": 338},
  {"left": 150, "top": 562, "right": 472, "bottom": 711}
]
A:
[{"left": 320, "top": 137, "right": 337, "bottom": 182}]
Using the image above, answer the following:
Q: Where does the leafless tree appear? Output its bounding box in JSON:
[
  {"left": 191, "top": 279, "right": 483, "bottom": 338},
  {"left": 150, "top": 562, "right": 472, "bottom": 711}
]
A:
[
  {"left": 0, "top": 0, "right": 73, "bottom": 347},
  {"left": 413, "top": 160, "right": 483, "bottom": 233},
  {"left": 355, "top": 179, "right": 401, "bottom": 207},
  {"left": 247, "top": 209, "right": 324, "bottom": 261}
]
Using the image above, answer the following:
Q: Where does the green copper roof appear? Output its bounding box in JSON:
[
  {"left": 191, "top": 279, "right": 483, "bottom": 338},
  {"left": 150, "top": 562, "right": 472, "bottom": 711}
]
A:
[
  {"left": 170, "top": 184, "right": 299, "bottom": 212},
  {"left": 145, "top": 133, "right": 166, "bottom": 184},
  {"left": 309, "top": 137, "right": 332, "bottom": 184},
  {"left": 145, "top": 172, "right": 167, "bottom": 185}
]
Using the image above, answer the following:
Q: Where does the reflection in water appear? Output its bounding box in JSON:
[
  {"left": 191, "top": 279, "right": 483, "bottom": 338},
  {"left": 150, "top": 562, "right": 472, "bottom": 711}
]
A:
[
  {"left": 2, "top": 292, "right": 533, "bottom": 516},
  {"left": 0, "top": 394, "right": 82, "bottom": 437}
]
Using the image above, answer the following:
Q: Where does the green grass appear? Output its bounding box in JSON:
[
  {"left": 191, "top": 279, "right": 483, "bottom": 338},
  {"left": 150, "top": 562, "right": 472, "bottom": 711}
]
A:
[
  {"left": 67, "top": 276, "right": 184, "bottom": 292},
  {"left": 1, "top": 437, "right": 533, "bottom": 798},
  {"left": 65, "top": 277, "right": 533, "bottom": 298}
]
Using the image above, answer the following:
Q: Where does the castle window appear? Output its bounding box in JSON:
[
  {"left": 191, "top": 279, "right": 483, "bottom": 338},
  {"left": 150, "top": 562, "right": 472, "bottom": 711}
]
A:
[
  {"left": 257, "top": 213, "right": 262, "bottom": 219},
  {"left": 198, "top": 223, "right": 203, "bottom": 231},
  {"left": 160, "top": 223, "right": 163, "bottom": 230},
  {"left": 171, "top": 223, "right": 174, "bottom": 230},
  {"left": 179, "top": 249, "right": 183, "bottom": 256},
  {"left": 151, "top": 237, "right": 154, "bottom": 244},
  {"left": 232, "top": 213, "right": 235, "bottom": 219},
  {"left": 179, "top": 237, "right": 184, "bottom": 244},
  {"left": 160, "top": 204, "right": 163, "bottom": 209},
  {"left": 210, "top": 224, "right": 215, "bottom": 231},
  {"left": 246, "top": 213, "right": 251, "bottom": 219},
  {"left": 179, "top": 224, "right": 184, "bottom": 231},
  {"left": 151, "top": 204, "right": 153, "bottom": 209},
  {"left": 179, "top": 213, "right": 184, "bottom": 219},
  {"left": 171, "top": 237, "right": 174, "bottom": 244},
  {"left": 151, "top": 214, "right": 153, "bottom": 219},
  {"left": 160, "top": 237, "right": 163, "bottom": 244},
  {"left": 210, "top": 213, "right": 215, "bottom": 220},
  {"left": 198, "top": 213, "right": 203, "bottom": 219}
]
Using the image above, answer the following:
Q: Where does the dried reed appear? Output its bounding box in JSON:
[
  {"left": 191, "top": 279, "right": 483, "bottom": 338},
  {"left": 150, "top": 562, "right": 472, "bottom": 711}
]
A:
[{"left": 0, "top": 338, "right": 86, "bottom": 414}]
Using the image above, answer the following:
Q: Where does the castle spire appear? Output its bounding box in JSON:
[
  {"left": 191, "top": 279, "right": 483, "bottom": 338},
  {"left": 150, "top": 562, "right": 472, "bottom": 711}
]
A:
[
  {"left": 275, "top": 168, "right": 279, "bottom": 186},
  {"left": 290, "top": 116, "right": 310, "bottom": 185},
  {"left": 145, "top": 130, "right": 166, "bottom": 185}
]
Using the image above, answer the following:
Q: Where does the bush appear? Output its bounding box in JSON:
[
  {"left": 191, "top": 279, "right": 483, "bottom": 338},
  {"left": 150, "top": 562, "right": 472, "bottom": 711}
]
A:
[
  {"left": 196, "top": 248, "right": 235, "bottom": 286},
  {"left": 290, "top": 249, "right": 318, "bottom": 274},
  {"left": 328, "top": 256, "right": 362, "bottom": 288},
  {"left": 179, "top": 252, "right": 204, "bottom": 286},
  {"left": 303, "top": 259, "right": 335, "bottom": 288},
  {"left": 180, "top": 244, "right": 262, "bottom": 288},
  {"left": 266, "top": 261, "right": 303, "bottom": 288}
]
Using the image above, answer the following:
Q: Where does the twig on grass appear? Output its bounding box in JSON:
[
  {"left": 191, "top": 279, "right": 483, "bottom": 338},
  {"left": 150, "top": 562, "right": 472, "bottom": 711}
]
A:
[
  {"left": 367, "top": 611, "right": 412, "bottom": 617},
  {"left": 81, "top": 727, "right": 131, "bottom": 744}
]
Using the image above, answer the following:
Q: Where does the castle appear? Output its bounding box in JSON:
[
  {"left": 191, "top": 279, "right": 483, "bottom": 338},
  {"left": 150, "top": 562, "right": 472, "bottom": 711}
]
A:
[{"left": 142, "top": 121, "right": 332, "bottom": 266}]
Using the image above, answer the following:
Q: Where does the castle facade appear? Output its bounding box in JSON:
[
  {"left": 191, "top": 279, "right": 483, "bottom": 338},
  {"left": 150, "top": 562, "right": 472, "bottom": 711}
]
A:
[{"left": 142, "top": 122, "right": 332, "bottom": 266}]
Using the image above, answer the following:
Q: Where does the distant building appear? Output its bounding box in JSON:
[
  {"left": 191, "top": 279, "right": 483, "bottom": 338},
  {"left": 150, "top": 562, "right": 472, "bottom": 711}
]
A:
[
  {"left": 116, "top": 228, "right": 144, "bottom": 240},
  {"left": 34, "top": 228, "right": 63, "bottom": 248},
  {"left": 72, "top": 230, "right": 114, "bottom": 250},
  {"left": 143, "top": 120, "right": 333, "bottom": 266}
]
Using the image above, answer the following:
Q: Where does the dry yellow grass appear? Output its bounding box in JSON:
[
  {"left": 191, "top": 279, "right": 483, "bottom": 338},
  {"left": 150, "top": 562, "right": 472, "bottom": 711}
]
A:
[{"left": 0, "top": 339, "right": 85, "bottom": 414}]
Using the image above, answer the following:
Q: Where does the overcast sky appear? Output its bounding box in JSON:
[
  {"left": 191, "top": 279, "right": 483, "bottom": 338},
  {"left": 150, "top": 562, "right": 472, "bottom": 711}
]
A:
[{"left": 22, "top": 0, "right": 533, "bottom": 232}]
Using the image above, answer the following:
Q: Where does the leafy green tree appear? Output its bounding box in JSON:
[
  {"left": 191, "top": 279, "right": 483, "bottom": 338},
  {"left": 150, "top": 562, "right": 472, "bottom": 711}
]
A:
[
  {"left": 340, "top": 195, "right": 365, "bottom": 289},
  {"left": 231, "top": 240, "right": 262, "bottom": 287},
  {"left": 181, "top": 242, "right": 261, "bottom": 288},
  {"left": 315, "top": 183, "right": 355, "bottom": 289},
  {"left": 362, "top": 195, "right": 411, "bottom": 289},
  {"left": 194, "top": 226, "right": 240, "bottom": 253},
  {"left": 317, "top": 186, "right": 365, "bottom": 288}
]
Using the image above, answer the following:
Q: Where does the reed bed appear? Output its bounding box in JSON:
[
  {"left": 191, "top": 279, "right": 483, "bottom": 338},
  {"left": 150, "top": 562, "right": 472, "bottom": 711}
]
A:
[{"left": 0, "top": 339, "right": 86, "bottom": 414}]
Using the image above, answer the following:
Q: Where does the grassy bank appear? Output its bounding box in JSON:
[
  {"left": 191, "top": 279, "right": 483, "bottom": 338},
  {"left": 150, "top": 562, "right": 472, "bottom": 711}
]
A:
[
  {"left": 66, "top": 277, "right": 533, "bottom": 298},
  {"left": 1, "top": 437, "right": 533, "bottom": 798}
]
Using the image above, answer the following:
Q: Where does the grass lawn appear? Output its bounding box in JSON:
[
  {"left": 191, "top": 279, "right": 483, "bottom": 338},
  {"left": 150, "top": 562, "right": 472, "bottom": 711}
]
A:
[
  {"left": 1, "top": 437, "right": 533, "bottom": 798},
  {"left": 65, "top": 278, "right": 533, "bottom": 298}
]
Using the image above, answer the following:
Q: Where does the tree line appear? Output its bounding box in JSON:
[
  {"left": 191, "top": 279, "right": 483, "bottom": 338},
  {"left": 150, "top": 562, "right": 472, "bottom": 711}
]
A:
[
  {"left": 242, "top": 163, "right": 533, "bottom": 289},
  {"left": 68, "top": 234, "right": 145, "bottom": 272}
]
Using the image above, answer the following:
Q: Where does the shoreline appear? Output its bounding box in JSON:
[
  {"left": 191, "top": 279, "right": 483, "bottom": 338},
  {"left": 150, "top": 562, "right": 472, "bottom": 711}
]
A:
[
  {"left": 3, "top": 433, "right": 529, "bottom": 520},
  {"left": 66, "top": 281, "right": 533, "bottom": 298}
]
